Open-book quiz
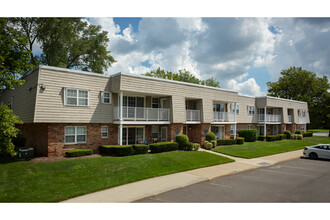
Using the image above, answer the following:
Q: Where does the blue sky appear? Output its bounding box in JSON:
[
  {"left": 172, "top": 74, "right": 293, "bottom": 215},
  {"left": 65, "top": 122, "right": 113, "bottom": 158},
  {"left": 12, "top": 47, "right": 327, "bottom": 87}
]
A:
[{"left": 88, "top": 18, "right": 330, "bottom": 96}]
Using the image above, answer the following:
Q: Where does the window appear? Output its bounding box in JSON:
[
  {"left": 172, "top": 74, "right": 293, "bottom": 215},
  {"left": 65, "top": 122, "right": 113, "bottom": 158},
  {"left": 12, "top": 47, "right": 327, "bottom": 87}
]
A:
[
  {"left": 65, "top": 126, "right": 87, "bottom": 144},
  {"left": 247, "top": 125, "right": 253, "bottom": 129},
  {"left": 120, "top": 127, "right": 145, "bottom": 145},
  {"left": 298, "top": 109, "right": 306, "bottom": 117},
  {"left": 152, "top": 98, "right": 159, "bottom": 108},
  {"left": 101, "top": 126, "right": 108, "bottom": 138},
  {"left": 213, "top": 104, "right": 224, "bottom": 112},
  {"left": 247, "top": 106, "right": 255, "bottom": 115},
  {"left": 183, "top": 125, "right": 188, "bottom": 135},
  {"left": 7, "top": 97, "right": 13, "bottom": 109},
  {"left": 64, "top": 88, "right": 89, "bottom": 106},
  {"left": 230, "top": 125, "right": 234, "bottom": 135},
  {"left": 101, "top": 92, "right": 111, "bottom": 104},
  {"left": 257, "top": 126, "right": 264, "bottom": 136},
  {"left": 151, "top": 126, "right": 159, "bottom": 139},
  {"left": 123, "top": 96, "right": 144, "bottom": 107},
  {"left": 232, "top": 104, "right": 240, "bottom": 114},
  {"left": 301, "top": 124, "right": 306, "bottom": 132}
]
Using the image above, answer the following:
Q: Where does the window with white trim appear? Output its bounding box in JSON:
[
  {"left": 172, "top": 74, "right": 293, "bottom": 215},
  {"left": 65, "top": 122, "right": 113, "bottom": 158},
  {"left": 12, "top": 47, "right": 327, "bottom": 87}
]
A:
[
  {"left": 101, "top": 91, "right": 111, "bottom": 104},
  {"left": 152, "top": 98, "right": 159, "bottom": 108},
  {"left": 8, "top": 97, "right": 13, "bottom": 109},
  {"left": 232, "top": 104, "right": 240, "bottom": 114},
  {"left": 301, "top": 124, "right": 306, "bottom": 132},
  {"left": 247, "top": 125, "right": 253, "bottom": 129},
  {"left": 151, "top": 126, "right": 159, "bottom": 139},
  {"left": 65, "top": 126, "right": 87, "bottom": 144},
  {"left": 247, "top": 105, "right": 255, "bottom": 115},
  {"left": 101, "top": 126, "right": 108, "bottom": 138},
  {"left": 230, "top": 125, "right": 234, "bottom": 135},
  {"left": 64, "top": 88, "right": 89, "bottom": 106}
]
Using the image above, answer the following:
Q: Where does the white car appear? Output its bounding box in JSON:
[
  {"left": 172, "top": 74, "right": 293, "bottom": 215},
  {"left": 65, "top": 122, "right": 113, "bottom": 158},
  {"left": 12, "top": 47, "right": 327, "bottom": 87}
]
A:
[{"left": 303, "top": 144, "right": 330, "bottom": 160}]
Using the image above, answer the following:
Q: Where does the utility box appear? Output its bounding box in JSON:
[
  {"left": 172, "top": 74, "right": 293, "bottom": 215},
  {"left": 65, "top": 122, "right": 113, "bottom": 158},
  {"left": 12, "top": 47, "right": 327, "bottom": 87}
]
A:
[{"left": 17, "top": 147, "right": 34, "bottom": 158}]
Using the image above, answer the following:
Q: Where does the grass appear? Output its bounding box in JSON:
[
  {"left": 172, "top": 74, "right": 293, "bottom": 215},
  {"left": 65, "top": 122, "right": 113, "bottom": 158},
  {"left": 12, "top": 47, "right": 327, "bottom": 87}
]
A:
[
  {"left": 212, "top": 136, "right": 330, "bottom": 159},
  {"left": 308, "top": 129, "right": 329, "bottom": 133},
  {"left": 0, "top": 151, "right": 233, "bottom": 202}
]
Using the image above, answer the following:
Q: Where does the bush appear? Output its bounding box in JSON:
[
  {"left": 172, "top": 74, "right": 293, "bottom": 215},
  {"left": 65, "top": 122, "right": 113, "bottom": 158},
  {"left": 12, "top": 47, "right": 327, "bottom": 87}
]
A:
[
  {"left": 236, "top": 137, "right": 244, "bottom": 144},
  {"left": 278, "top": 134, "right": 285, "bottom": 140},
  {"left": 193, "top": 143, "right": 200, "bottom": 151},
  {"left": 217, "top": 139, "right": 236, "bottom": 145},
  {"left": 65, "top": 149, "right": 93, "bottom": 157},
  {"left": 176, "top": 134, "right": 189, "bottom": 150},
  {"left": 205, "top": 132, "right": 216, "bottom": 142},
  {"left": 211, "top": 140, "right": 217, "bottom": 148},
  {"left": 293, "top": 134, "right": 303, "bottom": 140},
  {"left": 12, "top": 137, "right": 26, "bottom": 148},
  {"left": 295, "top": 130, "right": 302, "bottom": 135},
  {"left": 238, "top": 129, "right": 258, "bottom": 142},
  {"left": 99, "top": 145, "right": 134, "bottom": 156},
  {"left": 303, "top": 132, "right": 313, "bottom": 137},
  {"left": 266, "top": 135, "right": 278, "bottom": 141},
  {"left": 149, "top": 142, "right": 179, "bottom": 153},
  {"left": 203, "top": 141, "right": 213, "bottom": 150},
  {"left": 283, "top": 130, "right": 292, "bottom": 139},
  {"left": 0, "top": 105, "right": 23, "bottom": 157},
  {"left": 132, "top": 144, "right": 148, "bottom": 155},
  {"left": 182, "top": 142, "right": 194, "bottom": 151},
  {"left": 258, "top": 135, "right": 266, "bottom": 141}
]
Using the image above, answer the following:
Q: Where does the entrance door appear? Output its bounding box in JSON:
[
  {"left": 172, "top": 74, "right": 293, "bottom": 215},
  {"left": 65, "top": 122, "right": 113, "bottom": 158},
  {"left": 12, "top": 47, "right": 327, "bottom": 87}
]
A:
[
  {"left": 161, "top": 127, "right": 167, "bottom": 142},
  {"left": 211, "top": 126, "right": 225, "bottom": 139},
  {"left": 273, "top": 125, "right": 278, "bottom": 135}
]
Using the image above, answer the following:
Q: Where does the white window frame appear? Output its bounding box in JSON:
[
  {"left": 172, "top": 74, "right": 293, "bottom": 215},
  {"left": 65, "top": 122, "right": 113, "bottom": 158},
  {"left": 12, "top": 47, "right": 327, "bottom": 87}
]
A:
[
  {"left": 247, "top": 125, "right": 253, "bottom": 129},
  {"left": 119, "top": 126, "right": 145, "bottom": 145},
  {"left": 151, "top": 126, "right": 159, "bottom": 140},
  {"left": 232, "top": 104, "right": 240, "bottom": 114},
  {"left": 230, "top": 125, "right": 234, "bottom": 135},
  {"left": 64, "top": 126, "right": 87, "bottom": 144},
  {"left": 101, "top": 126, "right": 108, "bottom": 138},
  {"left": 64, "top": 88, "right": 90, "bottom": 106},
  {"left": 101, "top": 91, "right": 112, "bottom": 104},
  {"left": 8, "top": 97, "right": 13, "bottom": 109},
  {"left": 247, "top": 105, "right": 255, "bottom": 115}
]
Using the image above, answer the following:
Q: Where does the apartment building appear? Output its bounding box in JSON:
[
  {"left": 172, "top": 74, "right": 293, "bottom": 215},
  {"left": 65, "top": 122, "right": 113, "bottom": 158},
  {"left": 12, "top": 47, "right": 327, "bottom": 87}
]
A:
[{"left": 0, "top": 66, "right": 310, "bottom": 156}]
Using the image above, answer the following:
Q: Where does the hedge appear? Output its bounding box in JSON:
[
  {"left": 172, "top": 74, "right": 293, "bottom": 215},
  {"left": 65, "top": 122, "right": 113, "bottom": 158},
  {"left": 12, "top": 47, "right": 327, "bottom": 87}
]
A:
[
  {"left": 203, "top": 141, "right": 213, "bottom": 150},
  {"left": 132, "top": 144, "right": 149, "bottom": 155},
  {"left": 293, "top": 134, "right": 303, "bottom": 140},
  {"left": 176, "top": 134, "right": 189, "bottom": 150},
  {"left": 238, "top": 129, "right": 258, "bottom": 142},
  {"left": 193, "top": 143, "right": 200, "bottom": 151},
  {"left": 236, "top": 137, "right": 244, "bottom": 144},
  {"left": 284, "top": 130, "right": 292, "bottom": 139},
  {"left": 183, "top": 142, "right": 194, "bottom": 151},
  {"left": 258, "top": 135, "right": 266, "bottom": 141},
  {"left": 65, "top": 149, "right": 93, "bottom": 157},
  {"left": 217, "top": 139, "right": 236, "bottom": 145},
  {"left": 303, "top": 132, "right": 313, "bottom": 137},
  {"left": 149, "top": 142, "right": 179, "bottom": 153},
  {"left": 266, "top": 135, "right": 279, "bottom": 141},
  {"left": 278, "top": 134, "right": 285, "bottom": 140},
  {"left": 99, "top": 145, "right": 134, "bottom": 156},
  {"left": 211, "top": 140, "right": 217, "bottom": 148},
  {"left": 295, "top": 130, "right": 302, "bottom": 135},
  {"left": 206, "top": 132, "right": 217, "bottom": 142}
]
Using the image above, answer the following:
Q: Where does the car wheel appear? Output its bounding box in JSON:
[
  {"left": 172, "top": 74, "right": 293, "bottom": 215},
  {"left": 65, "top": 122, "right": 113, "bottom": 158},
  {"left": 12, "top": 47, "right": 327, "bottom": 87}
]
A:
[{"left": 309, "top": 152, "right": 318, "bottom": 160}]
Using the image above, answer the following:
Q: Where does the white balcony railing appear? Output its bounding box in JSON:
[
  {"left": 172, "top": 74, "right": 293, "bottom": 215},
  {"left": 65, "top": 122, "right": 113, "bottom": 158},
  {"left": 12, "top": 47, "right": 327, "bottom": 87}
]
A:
[
  {"left": 288, "top": 115, "right": 292, "bottom": 123},
  {"left": 298, "top": 116, "right": 306, "bottom": 124},
  {"left": 186, "top": 109, "right": 200, "bottom": 122},
  {"left": 114, "top": 107, "right": 170, "bottom": 121},
  {"left": 258, "top": 114, "right": 282, "bottom": 123},
  {"left": 213, "top": 111, "right": 235, "bottom": 122}
]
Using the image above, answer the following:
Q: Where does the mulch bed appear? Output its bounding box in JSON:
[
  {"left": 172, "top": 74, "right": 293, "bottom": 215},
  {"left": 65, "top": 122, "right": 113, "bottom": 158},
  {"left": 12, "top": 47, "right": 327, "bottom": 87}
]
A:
[{"left": 29, "top": 154, "right": 102, "bottom": 163}]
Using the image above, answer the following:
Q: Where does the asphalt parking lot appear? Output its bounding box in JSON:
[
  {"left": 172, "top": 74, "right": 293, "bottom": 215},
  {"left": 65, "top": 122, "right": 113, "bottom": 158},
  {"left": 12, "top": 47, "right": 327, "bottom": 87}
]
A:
[{"left": 137, "top": 158, "right": 330, "bottom": 202}]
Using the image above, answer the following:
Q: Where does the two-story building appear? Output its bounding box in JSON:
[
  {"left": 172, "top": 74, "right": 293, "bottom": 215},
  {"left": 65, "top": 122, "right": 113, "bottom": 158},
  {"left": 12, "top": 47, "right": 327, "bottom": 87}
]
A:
[{"left": 0, "top": 66, "right": 310, "bottom": 156}]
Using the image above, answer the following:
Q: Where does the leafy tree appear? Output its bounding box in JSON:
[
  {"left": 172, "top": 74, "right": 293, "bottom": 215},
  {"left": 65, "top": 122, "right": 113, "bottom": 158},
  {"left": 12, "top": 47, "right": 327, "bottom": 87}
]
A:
[
  {"left": 0, "top": 105, "right": 23, "bottom": 157},
  {"left": 0, "top": 18, "right": 32, "bottom": 90},
  {"left": 10, "top": 17, "right": 116, "bottom": 73},
  {"left": 144, "top": 68, "right": 220, "bottom": 88},
  {"left": 267, "top": 66, "right": 330, "bottom": 129}
]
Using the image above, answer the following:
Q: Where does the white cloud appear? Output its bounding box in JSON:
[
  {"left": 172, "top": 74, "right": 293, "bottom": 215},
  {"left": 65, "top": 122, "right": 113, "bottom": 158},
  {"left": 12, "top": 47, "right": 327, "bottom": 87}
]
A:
[{"left": 227, "top": 78, "right": 265, "bottom": 97}]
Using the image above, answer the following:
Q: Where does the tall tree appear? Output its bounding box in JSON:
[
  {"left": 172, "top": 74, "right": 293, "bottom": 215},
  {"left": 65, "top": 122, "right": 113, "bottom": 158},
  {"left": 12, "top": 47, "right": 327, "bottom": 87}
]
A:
[
  {"left": 144, "top": 68, "right": 220, "bottom": 88},
  {"left": 267, "top": 66, "right": 330, "bottom": 129},
  {"left": 0, "top": 18, "right": 32, "bottom": 90},
  {"left": 10, "top": 17, "right": 116, "bottom": 73}
]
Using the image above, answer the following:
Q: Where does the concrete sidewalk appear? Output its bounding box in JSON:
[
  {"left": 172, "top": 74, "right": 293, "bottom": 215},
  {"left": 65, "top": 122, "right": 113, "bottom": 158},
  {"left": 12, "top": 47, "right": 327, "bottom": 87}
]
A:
[{"left": 62, "top": 149, "right": 304, "bottom": 203}]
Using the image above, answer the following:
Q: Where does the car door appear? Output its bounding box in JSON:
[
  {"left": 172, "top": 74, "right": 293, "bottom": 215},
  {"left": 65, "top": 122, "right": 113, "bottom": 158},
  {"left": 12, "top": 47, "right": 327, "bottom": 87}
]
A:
[
  {"left": 324, "top": 145, "right": 330, "bottom": 159},
  {"left": 317, "top": 145, "right": 327, "bottom": 159}
]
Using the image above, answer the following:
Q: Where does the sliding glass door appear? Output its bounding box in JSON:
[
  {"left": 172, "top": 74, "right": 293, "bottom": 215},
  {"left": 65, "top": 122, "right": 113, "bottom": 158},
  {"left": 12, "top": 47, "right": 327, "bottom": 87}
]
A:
[{"left": 121, "top": 127, "right": 145, "bottom": 145}]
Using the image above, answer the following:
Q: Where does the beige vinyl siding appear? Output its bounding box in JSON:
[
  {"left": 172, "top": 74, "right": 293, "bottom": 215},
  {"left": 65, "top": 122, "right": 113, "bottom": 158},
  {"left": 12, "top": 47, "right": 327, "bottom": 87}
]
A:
[
  {"left": 237, "top": 96, "right": 257, "bottom": 123},
  {"left": 118, "top": 74, "right": 239, "bottom": 123},
  {"left": 0, "top": 69, "right": 38, "bottom": 123},
  {"left": 110, "top": 74, "right": 121, "bottom": 92},
  {"left": 34, "top": 68, "right": 113, "bottom": 123}
]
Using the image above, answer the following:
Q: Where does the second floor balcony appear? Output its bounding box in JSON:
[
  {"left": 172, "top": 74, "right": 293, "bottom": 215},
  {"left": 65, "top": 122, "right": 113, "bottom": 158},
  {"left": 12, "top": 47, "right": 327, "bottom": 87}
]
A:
[
  {"left": 298, "top": 116, "right": 306, "bottom": 124},
  {"left": 114, "top": 106, "right": 170, "bottom": 121},
  {"left": 258, "top": 114, "right": 282, "bottom": 123},
  {"left": 213, "top": 111, "right": 235, "bottom": 122},
  {"left": 186, "top": 109, "right": 200, "bottom": 122}
]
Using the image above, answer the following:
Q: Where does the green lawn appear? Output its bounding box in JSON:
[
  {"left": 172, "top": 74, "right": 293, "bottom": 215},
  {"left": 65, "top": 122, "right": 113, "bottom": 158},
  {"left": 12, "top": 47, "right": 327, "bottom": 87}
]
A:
[
  {"left": 0, "top": 151, "right": 233, "bottom": 202},
  {"left": 308, "top": 129, "right": 329, "bottom": 133},
  {"left": 212, "top": 136, "right": 330, "bottom": 159}
]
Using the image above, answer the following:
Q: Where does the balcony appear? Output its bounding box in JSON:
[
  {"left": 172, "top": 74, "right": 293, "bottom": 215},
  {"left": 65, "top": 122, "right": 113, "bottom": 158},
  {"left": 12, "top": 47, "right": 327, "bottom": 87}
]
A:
[
  {"left": 298, "top": 116, "right": 306, "bottom": 124},
  {"left": 186, "top": 109, "right": 200, "bottom": 122},
  {"left": 258, "top": 114, "right": 282, "bottom": 123},
  {"left": 213, "top": 111, "right": 235, "bottom": 122},
  {"left": 288, "top": 115, "right": 292, "bottom": 123},
  {"left": 114, "top": 106, "right": 170, "bottom": 121}
]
